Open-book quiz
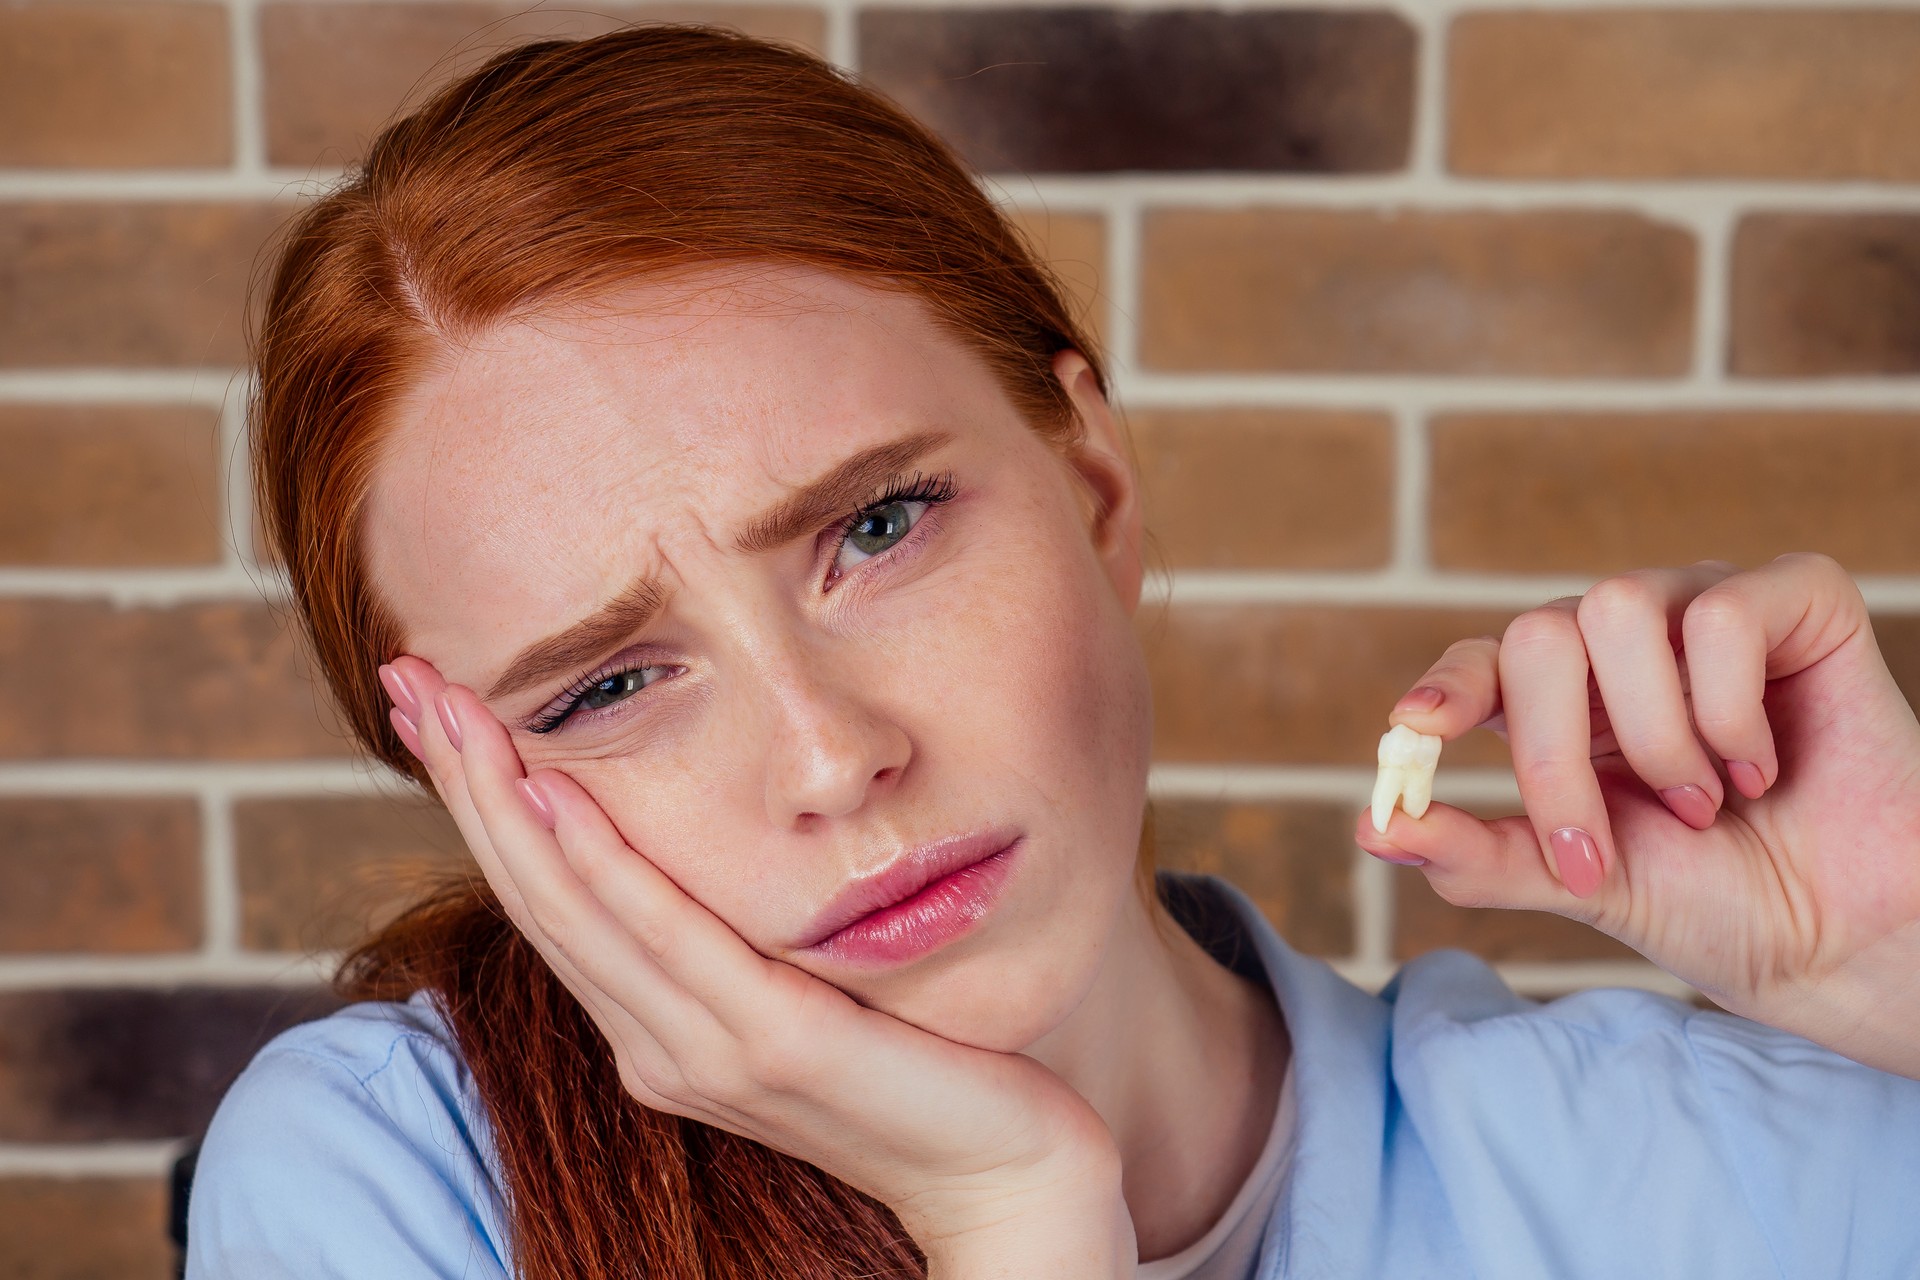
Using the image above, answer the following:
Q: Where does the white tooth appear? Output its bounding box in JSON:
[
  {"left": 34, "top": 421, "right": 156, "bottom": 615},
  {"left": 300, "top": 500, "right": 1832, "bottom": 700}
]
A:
[{"left": 1372, "top": 724, "right": 1444, "bottom": 832}]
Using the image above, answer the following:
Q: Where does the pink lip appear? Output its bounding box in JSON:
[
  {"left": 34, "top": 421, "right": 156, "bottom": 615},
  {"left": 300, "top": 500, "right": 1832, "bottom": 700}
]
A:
[{"left": 795, "top": 829, "right": 1022, "bottom": 967}]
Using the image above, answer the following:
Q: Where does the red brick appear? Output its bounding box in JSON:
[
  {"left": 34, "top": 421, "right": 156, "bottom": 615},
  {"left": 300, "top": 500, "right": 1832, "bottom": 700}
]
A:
[
  {"left": 0, "top": 2, "right": 230, "bottom": 169},
  {"left": 860, "top": 8, "right": 1413, "bottom": 174},
  {"left": 0, "top": 986, "right": 341, "bottom": 1142},
  {"left": 1729, "top": 213, "right": 1920, "bottom": 378},
  {"left": 0, "top": 1176, "right": 173, "bottom": 1280},
  {"left": 1153, "top": 798, "right": 1354, "bottom": 957},
  {"left": 1140, "top": 208, "right": 1694, "bottom": 376},
  {"left": 1140, "top": 605, "right": 1519, "bottom": 766},
  {"left": 0, "top": 202, "right": 291, "bottom": 369},
  {"left": 1431, "top": 411, "right": 1920, "bottom": 575},
  {"left": 0, "top": 405, "right": 222, "bottom": 567},
  {"left": 1449, "top": 9, "right": 1920, "bottom": 180},
  {"left": 1128, "top": 408, "right": 1393, "bottom": 570},
  {"left": 0, "top": 600, "right": 349, "bottom": 760},
  {"left": 0, "top": 798, "right": 201, "bottom": 954},
  {"left": 262, "top": 3, "right": 828, "bottom": 167},
  {"left": 235, "top": 795, "right": 470, "bottom": 952},
  {"left": 1005, "top": 206, "right": 1108, "bottom": 357}
]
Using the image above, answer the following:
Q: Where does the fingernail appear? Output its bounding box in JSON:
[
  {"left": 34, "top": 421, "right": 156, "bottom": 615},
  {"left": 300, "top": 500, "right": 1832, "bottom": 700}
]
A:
[
  {"left": 435, "top": 691, "right": 463, "bottom": 751},
  {"left": 1357, "top": 826, "right": 1428, "bottom": 867},
  {"left": 516, "top": 777, "right": 555, "bottom": 830},
  {"left": 389, "top": 706, "right": 423, "bottom": 761},
  {"left": 1395, "top": 685, "right": 1445, "bottom": 714},
  {"left": 377, "top": 663, "right": 421, "bottom": 721},
  {"left": 1727, "top": 760, "right": 1766, "bottom": 800},
  {"left": 1549, "top": 827, "right": 1604, "bottom": 898},
  {"left": 1659, "top": 783, "right": 1717, "bottom": 830}
]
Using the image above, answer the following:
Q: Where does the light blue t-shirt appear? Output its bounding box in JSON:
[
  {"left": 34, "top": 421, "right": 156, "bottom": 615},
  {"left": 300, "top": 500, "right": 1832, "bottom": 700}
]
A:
[{"left": 184, "top": 874, "right": 1920, "bottom": 1278}]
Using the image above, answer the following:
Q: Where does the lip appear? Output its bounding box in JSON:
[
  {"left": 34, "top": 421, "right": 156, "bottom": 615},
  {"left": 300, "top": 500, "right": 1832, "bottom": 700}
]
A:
[{"left": 795, "top": 828, "right": 1022, "bottom": 967}]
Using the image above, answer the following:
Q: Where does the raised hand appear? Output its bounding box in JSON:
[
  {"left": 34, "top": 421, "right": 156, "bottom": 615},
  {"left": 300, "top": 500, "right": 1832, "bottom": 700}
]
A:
[
  {"left": 379, "top": 655, "right": 1136, "bottom": 1277},
  {"left": 1357, "top": 554, "right": 1920, "bottom": 1078}
]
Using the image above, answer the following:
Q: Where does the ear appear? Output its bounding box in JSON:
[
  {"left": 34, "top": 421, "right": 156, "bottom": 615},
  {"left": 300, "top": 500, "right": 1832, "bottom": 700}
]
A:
[{"left": 1052, "top": 348, "right": 1144, "bottom": 615}]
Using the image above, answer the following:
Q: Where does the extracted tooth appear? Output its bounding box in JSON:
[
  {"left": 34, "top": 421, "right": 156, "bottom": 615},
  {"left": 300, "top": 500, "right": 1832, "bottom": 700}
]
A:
[{"left": 1371, "top": 723, "right": 1444, "bottom": 834}]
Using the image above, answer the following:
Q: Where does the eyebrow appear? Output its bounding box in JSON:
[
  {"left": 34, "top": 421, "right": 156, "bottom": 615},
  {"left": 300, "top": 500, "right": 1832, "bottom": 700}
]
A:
[{"left": 483, "top": 428, "right": 954, "bottom": 704}]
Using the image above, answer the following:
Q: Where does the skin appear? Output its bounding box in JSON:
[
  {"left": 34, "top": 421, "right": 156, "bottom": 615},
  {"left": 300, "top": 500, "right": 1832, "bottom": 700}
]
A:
[
  {"left": 363, "top": 259, "right": 1920, "bottom": 1270},
  {"left": 364, "top": 264, "right": 1287, "bottom": 1269}
]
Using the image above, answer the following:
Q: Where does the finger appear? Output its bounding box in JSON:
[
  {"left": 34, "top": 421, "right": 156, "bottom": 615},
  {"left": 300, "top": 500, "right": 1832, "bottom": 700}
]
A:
[
  {"left": 1354, "top": 802, "right": 1609, "bottom": 924},
  {"left": 1682, "top": 551, "right": 1866, "bottom": 798},
  {"left": 1498, "top": 601, "right": 1613, "bottom": 899},
  {"left": 1389, "top": 635, "right": 1503, "bottom": 740},
  {"left": 1575, "top": 563, "right": 1735, "bottom": 828}
]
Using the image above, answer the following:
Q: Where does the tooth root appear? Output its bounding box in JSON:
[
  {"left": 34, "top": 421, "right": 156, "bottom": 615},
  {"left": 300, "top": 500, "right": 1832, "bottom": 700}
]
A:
[
  {"left": 1371, "top": 765, "right": 1405, "bottom": 834},
  {"left": 1400, "top": 767, "right": 1433, "bottom": 819}
]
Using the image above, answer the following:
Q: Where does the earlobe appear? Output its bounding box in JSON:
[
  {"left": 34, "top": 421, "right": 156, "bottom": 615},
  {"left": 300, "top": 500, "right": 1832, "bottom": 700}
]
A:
[{"left": 1051, "top": 350, "right": 1144, "bottom": 613}]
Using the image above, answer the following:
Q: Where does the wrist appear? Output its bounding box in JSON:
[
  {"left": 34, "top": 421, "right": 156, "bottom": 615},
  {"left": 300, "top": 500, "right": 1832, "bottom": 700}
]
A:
[
  {"left": 1752, "top": 922, "right": 1920, "bottom": 1080},
  {"left": 905, "top": 1142, "right": 1135, "bottom": 1279}
]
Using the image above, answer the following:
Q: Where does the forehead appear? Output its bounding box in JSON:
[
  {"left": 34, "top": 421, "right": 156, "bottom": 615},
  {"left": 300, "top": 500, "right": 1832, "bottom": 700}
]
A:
[{"left": 361, "top": 265, "right": 1021, "bottom": 675}]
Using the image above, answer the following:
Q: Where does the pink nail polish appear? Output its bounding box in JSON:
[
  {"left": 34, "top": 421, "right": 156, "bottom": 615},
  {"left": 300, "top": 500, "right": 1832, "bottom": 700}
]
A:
[
  {"left": 517, "top": 777, "right": 555, "bottom": 830},
  {"left": 435, "top": 692, "right": 463, "bottom": 751},
  {"left": 389, "top": 706, "right": 424, "bottom": 761},
  {"left": 1396, "top": 685, "right": 1445, "bottom": 714},
  {"left": 1659, "top": 784, "right": 1717, "bottom": 830},
  {"left": 1727, "top": 760, "right": 1766, "bottom": 799},
  {"left": 1549, "top": 827, "right": 1604, "bottom": 898},
  {"left": 377, "top": 663, "right": 421, "bottom": 721}
]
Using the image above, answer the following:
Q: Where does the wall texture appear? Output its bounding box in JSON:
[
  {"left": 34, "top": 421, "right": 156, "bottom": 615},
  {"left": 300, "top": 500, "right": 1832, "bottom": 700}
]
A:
[{"left": 4, "top": 1, "right": 1920, "bottom": 1273}]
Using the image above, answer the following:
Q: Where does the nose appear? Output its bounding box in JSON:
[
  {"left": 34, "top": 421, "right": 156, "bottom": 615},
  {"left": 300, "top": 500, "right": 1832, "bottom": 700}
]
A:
[{"left": 754, "top": 635, "right": 912, "bottom": 828}]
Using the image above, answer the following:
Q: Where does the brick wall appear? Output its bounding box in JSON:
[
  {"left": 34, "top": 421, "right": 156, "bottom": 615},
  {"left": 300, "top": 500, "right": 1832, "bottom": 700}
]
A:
[{"left": 6, "top": 2, "right": 1920, "bottom": 1273}]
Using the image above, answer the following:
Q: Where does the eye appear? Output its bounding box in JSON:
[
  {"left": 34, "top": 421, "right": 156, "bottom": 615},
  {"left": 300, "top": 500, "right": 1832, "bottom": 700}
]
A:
[
  {"left": 833, "top": 498, "right": 930, "bottom": 574},
  {"left": 528, "top": 662, "right": 674, "bottom": 734}
]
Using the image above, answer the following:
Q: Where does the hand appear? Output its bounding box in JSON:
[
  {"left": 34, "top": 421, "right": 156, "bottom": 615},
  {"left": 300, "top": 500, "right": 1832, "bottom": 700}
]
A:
[
  {"left": 379, "top": 656, "right": 1136, "bottom": 1275},
  {"left": 1356, "top": 554, "right": 1920, "bottom": 1078}
]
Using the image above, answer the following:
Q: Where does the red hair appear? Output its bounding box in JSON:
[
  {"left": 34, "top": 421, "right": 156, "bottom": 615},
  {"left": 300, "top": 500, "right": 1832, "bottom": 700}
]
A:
[{"left": 250, "top": 23, "right": 1124, "bottom": 1278}]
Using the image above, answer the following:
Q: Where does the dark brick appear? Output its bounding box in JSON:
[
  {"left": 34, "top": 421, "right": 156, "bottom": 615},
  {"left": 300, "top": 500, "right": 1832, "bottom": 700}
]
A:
[
  {"left": 0, "top": 987, "right": 342, "bottom": 1142},
  {"left": 0, "top": 798, "right": 201, "bottom": 953},
  {"left": 0, "top": 600, "right": 351, "bottom": 760},
  {"left": 1730, "top": 213, "right": 1920, "bottom": 377},
  {"left": 1154, "top": 798, "right": 1354, "bottom": 956},
  {"left": 859, "top": 7, "right": 1414, "bottom": 173},
  {"left": 0, "top": 1176, "right": 172, "bottom": 1280}
]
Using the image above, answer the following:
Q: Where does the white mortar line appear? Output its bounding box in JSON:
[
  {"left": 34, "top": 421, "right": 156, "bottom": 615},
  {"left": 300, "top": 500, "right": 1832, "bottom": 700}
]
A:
[
  {"left": 0, "top": 761, "right": 409, "bottom": 794},
  {"left": 200, "top": 790, "right": 241, "bottom": 960},
  {"left": 1149, "top": 765, "right": 1521, "bottom": 804},
  {"left": 1114, "top": 374, "right": 1920, "bottom": 409},
  {"left": 1406, "top": 0, "right": 1448, "bottom": 181},
  {"left": 1106, "top": 197, "right": 1144, "bottom": 390},
  {"left": 1391, "top": 406, "right": 1429, "bottom": 572},
  {"left": 0, "top": 952, "right": 338, "bottom": 989},
  {"left": 231, "top": 0, "right": 267, "bottom": 179},
  {"left": 1693, "top": 205, "right": 1735, "bottom": 383},
  {"left": 218, "top": 372, "right": 256, "bottom": 575},
  {"left": 1352, "top": 850, "right": 1394, "bottom": 968},
  {"left": 824, "top": 0, "right": 857, "bottom": 69},
  {"left": 0, "top": 1142, "right": 187, "bottom": 1178},
  {"left": 0, "top": 568, "right": 284, "bottom": 603},
  {"left": 0, "top": 371, "right": 244, "bottom": 402}
]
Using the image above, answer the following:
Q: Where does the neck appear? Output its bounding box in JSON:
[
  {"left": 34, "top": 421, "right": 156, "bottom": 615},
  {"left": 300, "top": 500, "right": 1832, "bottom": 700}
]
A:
[{"left": 1023, "top": 877, "right": 1291, "bottom": 1262}]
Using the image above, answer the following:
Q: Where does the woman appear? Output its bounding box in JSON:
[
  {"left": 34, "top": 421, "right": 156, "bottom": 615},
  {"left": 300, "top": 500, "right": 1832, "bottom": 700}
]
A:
[{"left": 186, "top": 23, "right": 1920, "bottom": 1279}]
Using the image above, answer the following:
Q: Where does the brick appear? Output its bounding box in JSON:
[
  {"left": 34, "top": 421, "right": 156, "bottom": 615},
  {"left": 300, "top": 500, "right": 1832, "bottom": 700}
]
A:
[
  {"left": 0, "top": 1176, "right": 173, "bottom": 1280},
  {"left": 0, "top": 600, "right": 349, "bottom": 760},
  {"left": 0, "top": 405, "right": 222, "bottom": 567},
  {"left": 1448, "top": 10, "right": 1920, "bottom": 180},
  {"left": 262, "top": 3, "right": 828, "bottom": 167},
  {"left": 0, "top": 2, "right": 230, "bottom": 170},
  {"left": 1004, "top": 206, "right": 1107, "bottom": 357},
  {"left": 235, "top": 795, "right": 470, "bottom": 952},
  {"left": 861, "top": 8, "right": 1413, "bottom": 175},
  {"left": 1140, "top": 605, "right": 1519, "bottom": 766},
  {"left": 1140, "top": 208, "right": 1694, "bottom": 375},
  {"left": 0, "top": 798, "right": 201, "bottom": 954},
  {"left": 1873, "top": 615, "right": 1920, "bottom": 719},
  {"left": 1153, "top": 798, "right": 1354, "bottom": 956},
  {"left": 1729, "top": 213, "right": 1920, "bottom": 378},
  {"left": 0, "top": 986, "right": 341, "bottom": 1142},
  {"left": 1431, "top": 412, "right": 1920, "bottom": 575},
  {"left": 1394, "top": 860, "right": 1640, "bottom": 961},
  {"left": 1128, "top": 409, "right": 1393, "bottom": 570},
  {"left": 0, "top": 202, "right": 290, "bottom": 369}
]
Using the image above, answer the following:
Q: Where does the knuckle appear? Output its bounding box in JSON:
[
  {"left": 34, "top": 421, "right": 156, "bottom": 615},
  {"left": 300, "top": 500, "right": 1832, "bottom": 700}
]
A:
[
  {"left": 1502, "top": 608, "right": 1579, "bottom": 653},
  {"left": 1512, "top": 753, "right": 1577, "bottom": 794},
  {"left": 1430, "top": 875, "right": 1496, "bottom": 910},
  {"left": 1682, "top": 586, "right": 1751, "bottom": 635},
  {"left": 1576, "top": 575, "right": 1661, "bottom": 630}
]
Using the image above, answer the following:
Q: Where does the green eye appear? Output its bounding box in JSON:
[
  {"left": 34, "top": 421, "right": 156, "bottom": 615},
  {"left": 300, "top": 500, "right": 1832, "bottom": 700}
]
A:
[
  {"left": 576, "top": 667, "right": 665, "bottom": 713},
  {"left": 846, "top": 501, "right": 915, "bottom": 556}
]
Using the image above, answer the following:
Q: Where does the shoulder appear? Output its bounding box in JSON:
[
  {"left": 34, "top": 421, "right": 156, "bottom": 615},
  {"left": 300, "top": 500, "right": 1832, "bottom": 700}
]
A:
[
  {"left": 1381, "top": 948, "right": 1920, "bottom": 1279},
  {"left": 185, "top": 989, "right": 512, "bottom": 1279}
]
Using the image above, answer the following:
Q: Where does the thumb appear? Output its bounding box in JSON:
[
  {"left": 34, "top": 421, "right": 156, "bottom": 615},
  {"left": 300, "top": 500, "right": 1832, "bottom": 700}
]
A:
[{"left": 1355, "top": 802, "right": 1614, "bottom": 925}]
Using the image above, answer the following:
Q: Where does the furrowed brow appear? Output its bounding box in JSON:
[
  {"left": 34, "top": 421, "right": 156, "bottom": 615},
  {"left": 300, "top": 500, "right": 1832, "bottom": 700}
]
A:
[
  {"left": 734, "top": 429, "right": 953, "bottom": 554},
  {"left": 482, "top": 429, "right": 953, "bottom": 705}
]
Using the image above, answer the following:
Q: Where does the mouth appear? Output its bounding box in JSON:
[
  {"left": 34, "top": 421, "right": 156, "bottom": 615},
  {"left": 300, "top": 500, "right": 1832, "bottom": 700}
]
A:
[{"left": 794, "top": 828, "right": 1023, "bottom": 967}]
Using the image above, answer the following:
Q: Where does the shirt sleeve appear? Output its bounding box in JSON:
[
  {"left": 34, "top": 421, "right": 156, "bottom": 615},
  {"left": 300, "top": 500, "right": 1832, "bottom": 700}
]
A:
[
  {"left": 1387, "top": 949, "right": 1920, "bottom": 1280},
  {"left": 184, "top": 999, "right": 512, "bottom": 1280}
]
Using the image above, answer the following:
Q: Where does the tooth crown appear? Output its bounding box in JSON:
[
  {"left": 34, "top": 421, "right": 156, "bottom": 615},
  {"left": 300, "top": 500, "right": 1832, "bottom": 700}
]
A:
[{"left": 1371, "top": 723, "right": 1444, "bottom": 834}]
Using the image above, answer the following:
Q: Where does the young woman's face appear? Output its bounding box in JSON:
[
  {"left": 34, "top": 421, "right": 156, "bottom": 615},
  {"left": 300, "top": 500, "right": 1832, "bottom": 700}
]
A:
[{"left": 363, "top": 265, "right": 1153, "bottom": 1051}]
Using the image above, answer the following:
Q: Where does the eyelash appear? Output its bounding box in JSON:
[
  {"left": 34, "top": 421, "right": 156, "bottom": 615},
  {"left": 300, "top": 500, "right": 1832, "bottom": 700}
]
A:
[{"left": 525, "top": 468, "right": 959, "bottom": 734}]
